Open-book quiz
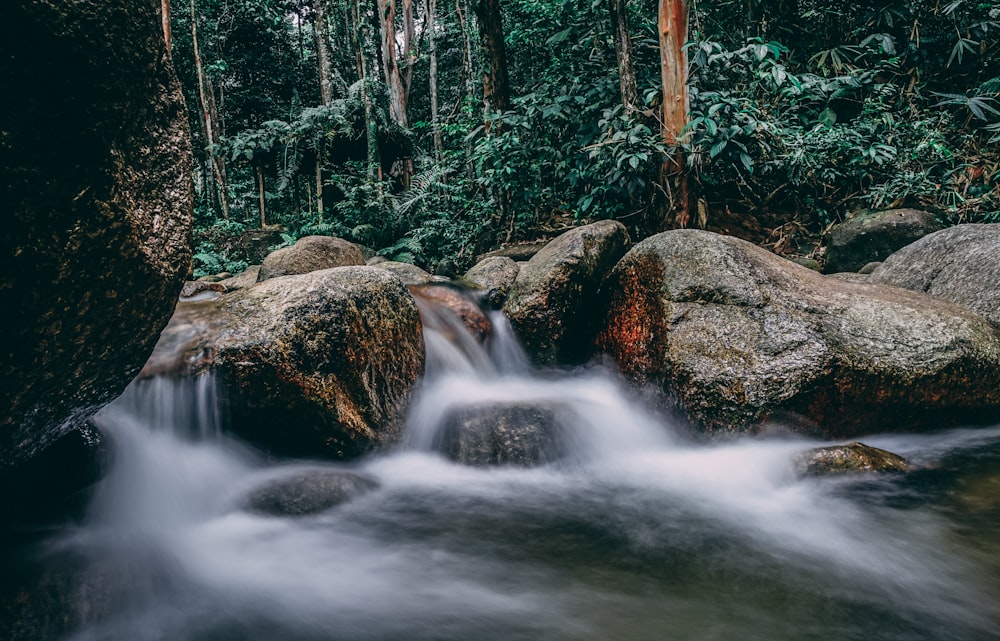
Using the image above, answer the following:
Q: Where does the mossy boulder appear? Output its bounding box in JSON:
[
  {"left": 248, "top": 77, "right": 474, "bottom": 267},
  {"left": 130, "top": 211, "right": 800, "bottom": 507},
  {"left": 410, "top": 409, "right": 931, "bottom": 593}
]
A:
[
  {"left": 824, "top": 208, "right": 942, "bottom": 273},
  {"left": 597, "top": 230, "right": 1000, "bottom": 438},
  {"left": 503, "top": 221, "right": 631, "bottom": 365},
  {"left": 141, "top": 267, "right": 424, "bottom": 459},
  {"left": 0, "top": 0, "right": 193, "bottom": 467},
  {"left": 257, "top": 235, "right": 364, "bottom": 282},
  {"left": 869, "top": 223, "right": 1000, "bottom": 330}
]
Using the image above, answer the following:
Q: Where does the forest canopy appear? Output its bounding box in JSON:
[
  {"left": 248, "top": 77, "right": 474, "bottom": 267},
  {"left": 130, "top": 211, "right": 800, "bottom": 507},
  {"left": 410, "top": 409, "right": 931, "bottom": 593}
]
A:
[{"left": 167, "top": 0, "right": 1000, "bottom": 277}]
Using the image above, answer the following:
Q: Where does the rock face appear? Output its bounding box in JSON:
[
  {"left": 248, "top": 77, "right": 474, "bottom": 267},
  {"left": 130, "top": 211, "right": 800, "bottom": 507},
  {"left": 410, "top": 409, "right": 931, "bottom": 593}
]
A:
[
  {"left": 0, "top": 1, "right": 193, "bottom": 466},
  {"left": 793, "top": 442, "right": 910, "bottom": 477},
  {"left": 504, "top": 221, "right": 631, "bottom": 365},
  {"left": 869, "top": 224, "right": 1000, "bottom": 330},
  {"left": 241, "top": 468, "right": 378, "bottom": 517},
  {"left": 464, "top": 256, "right": 520, "bottom": 309},
  {"left": 142, "top": 267, "right": 424, "bottom": 458},
  {"left": 597, "top": 230, "right": 1000, "bottom": 438},
  {"left": 824, "top": 208, "right": 941, "bottom": 273},
  {"left": 257, "top": 235, "right": 365, "bottom": 281},
  {"left": 438, "top": 403, "right": 564, "bottom": 467}
]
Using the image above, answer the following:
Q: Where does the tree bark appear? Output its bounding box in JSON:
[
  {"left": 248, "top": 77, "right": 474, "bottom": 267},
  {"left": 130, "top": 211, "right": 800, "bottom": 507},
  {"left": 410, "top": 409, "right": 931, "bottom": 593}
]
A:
[
  {"left": 161, "top": 0, "right": 172, "bottom": 54},
  {"left": 376, "top": 0, "right": 408, "bottom": 127},
  {"left": 658, "top": 0, "right": 690, "bottom": 227},
  {"left": 472, "top": 0, "right": 511, "bottom": 122},
  {"left": 402, "top": 0, "right": 416, "bottom": 100},
  {"left": 428, "top": 0, "right": 444, "bottom": 159},
  {"left": 315, "top": 0, "right": 335, "bottom": 105},
  {"left": 607, "top": 0, "right": 637, "bottom": 117},
  {"left": 190, "top": 0, "right": 229, "bottom": 218}
]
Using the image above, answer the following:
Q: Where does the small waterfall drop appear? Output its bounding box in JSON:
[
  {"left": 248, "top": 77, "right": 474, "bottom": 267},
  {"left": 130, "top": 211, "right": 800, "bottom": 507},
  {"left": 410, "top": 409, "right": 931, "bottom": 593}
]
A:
[{"left": 41, "top": 291, "right": 1000, "bottom": 641}]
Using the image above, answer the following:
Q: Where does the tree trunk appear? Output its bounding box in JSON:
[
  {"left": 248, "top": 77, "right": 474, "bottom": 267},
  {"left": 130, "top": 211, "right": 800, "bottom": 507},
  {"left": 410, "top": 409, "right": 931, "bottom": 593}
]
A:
[
  {"left": 376, "top": 0, "right": 408, "bottom": 127},
  {"left": 658, "top": 0, "right": 689, "bottom": 227},
  {"left": 161, "top": 0, "right": 172, "bottom": 54},
  {"left": 257, "top": 163, "right": 267, "bottom": 228},
  {"left": 316, "top": 152, "right": 324, "bottom": 223},
  {"left": 315, "top": 0, "right": 334, "bottom": 105},
  {"left": 190, "top": 0, "right": 228, "bottom": 219},
  {"left": 428, "top": 0, "right": 444, "bottom": 159},
  {"left": 402, "top": 0, "right": 416, "bottom": 100},
  {"left": 607, "top": 0, "right": 637, "bottom": 117},
  {"left": 472, "top": 0, "right": 511, "bottom": 123}
]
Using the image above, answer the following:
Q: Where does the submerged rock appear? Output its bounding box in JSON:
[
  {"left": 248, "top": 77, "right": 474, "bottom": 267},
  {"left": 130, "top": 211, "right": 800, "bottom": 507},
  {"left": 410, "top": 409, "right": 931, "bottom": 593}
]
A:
[
  {"left": 463, "top": 256, "right": 520, "bottom": 309},
  {"left": 597, "top": 229, "right": 1000, "bottom": 438},
  {"left": 142, "top": 267, "right": 424, "bottom": 459},
  {"left": 869, "top": 224, "right": 1000, "bottom": 330},
  {"left": 824, "top": 208, "right": 941, "bottom": 273},
  {"left": 409, "top": 284, "right": 492, "bottom": 343},
  {"left": 257, "top": 235, "right": 365, "bottom": 282},
  {"left": 439, "top": 403, "right": 564, "bottom": 467},
  {"left": 504, "top": 221, "right": 631, "bottom": 365},
  {"left": 242, "top": 468, "right": 378, "bottom": 517},
  {"left": 0, "top": 0, "right": 193, "bottom": 467},
  {"left": 793, "top": 442, "right": 910, "bottom": 477}
]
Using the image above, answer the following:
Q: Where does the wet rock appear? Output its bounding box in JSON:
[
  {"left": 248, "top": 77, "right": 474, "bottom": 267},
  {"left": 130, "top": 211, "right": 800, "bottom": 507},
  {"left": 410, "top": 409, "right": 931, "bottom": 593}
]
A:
[
  {"left": 242, "top": 468, "right": 378, "bottom": 517},
  {"left": 141, "top": 267, "right": 425, "bottom": 459},
  {"left": 869, "top": 224, "right": 1000, "bottom": 330},
  {"left": 793, "top": 442, "right": 910, "bottom": 477},
  {"left": 597, "top": 229, "right": 1000, "bottom": 438},
  {"left": 504, "top": 221, "right": 631, "bottom": 365},
  {"left": 824, "top": 208, "right": 942, "bottom": 273},
  {"left": 179, "top": 281, "right": 226, "bottom": 299},
  {"left": 476, "top": 241, "right": 550, "bottom": 263},
  {"left": 463, "top": 256, "right": 520, "bottom": 309},
  {"left": 409, "top": 284, "right": 491, "bottom": 343},
  {"left": 217, "top": 265, "right": 261, "bottom": 292},
  {"left": 440, "top": 404, "right": 564, "bottom": 467},
  {"left": 0, "top": 0, "right": 193, "bottom": 467},
  {"left": 373, "top": 261, "right": 436, "bottom": 285},
  {"left": 257, "top": 235, "right": 365, "bottom": 282}
]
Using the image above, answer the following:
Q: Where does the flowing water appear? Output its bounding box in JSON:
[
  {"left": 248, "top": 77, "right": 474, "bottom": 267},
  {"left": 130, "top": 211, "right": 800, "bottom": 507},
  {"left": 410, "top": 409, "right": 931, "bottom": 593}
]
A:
[{"left": 21, "top": 306, "right": 1000, "bottom": 640}]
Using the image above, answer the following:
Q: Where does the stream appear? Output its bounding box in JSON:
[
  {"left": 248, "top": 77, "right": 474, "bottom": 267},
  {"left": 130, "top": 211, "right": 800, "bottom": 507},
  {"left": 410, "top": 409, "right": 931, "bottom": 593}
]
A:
[{"left": 11, "top": 306, "right": 1000, "bottom": 640}]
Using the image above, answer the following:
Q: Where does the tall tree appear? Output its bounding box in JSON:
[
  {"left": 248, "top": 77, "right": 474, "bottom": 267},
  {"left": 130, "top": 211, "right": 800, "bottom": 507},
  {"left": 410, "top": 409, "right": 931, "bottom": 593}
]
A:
[
  {"left": 190, "top": 0, "right": 229, "bottom": 218},
  {"left": 473, "top": 0, "right": 511, "bottom": 124},
  {"left": 607, "top": 0, "right": 637, "bottom": 117},
  {"left": 658, "top": 0, "right": 689, "bottom": 226},
  {"left": 315, "top": 0, "right": 335, "bottom": 105},
  {"left": 376, "top": 0, "right": 409, "bottom": 127},
  {"left": 427, "top": 0, "right": 444, "bottom": 158},
  {"left": 161, "top": 0, "right": 172, "bottom": 54}
]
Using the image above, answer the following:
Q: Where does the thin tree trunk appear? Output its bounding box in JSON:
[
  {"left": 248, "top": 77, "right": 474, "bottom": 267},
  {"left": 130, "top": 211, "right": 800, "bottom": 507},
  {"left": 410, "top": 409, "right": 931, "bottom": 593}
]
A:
[
  {"left": 376, "top": 0, "right": 409, "bottom": 127},
  {"left": 190, "top": 0, "right": 229, "bottom": 219},
  {"left": 257, "top": 163, "right": 267, "bottom": 228},
  {"left": 161, "top": 0, "right": 172, "bottom": 54},
  {"left": 608, "top": 0, "right": 638, "bottom": 117},
  {"left": 428, "top": 0, "right": 444, "bottom": 159},
  {"left": 316, "top": 153, "right": 324, "bottom": 223},
  {"left": 402, "top": 0, "right": 416, "bottom": 100},
  {"left": 658, "top": 0, "right": 690, "bottom": 227},
  {"left": 472, "top": 0, "right": 511, "bottom": 123},
  {"left": 316, "top": 0, "right": 335, "bottom": 105}
]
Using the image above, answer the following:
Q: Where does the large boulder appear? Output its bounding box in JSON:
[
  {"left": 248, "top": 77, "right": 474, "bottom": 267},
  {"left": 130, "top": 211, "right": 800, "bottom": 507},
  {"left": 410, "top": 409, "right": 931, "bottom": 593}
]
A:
[
  {"left": 597, "top": 230, "right": 1000, "bottom": 438},
  {"left": 503, "top": 221, "right": 631, "bottom": 365},
  {"left": 463, "top": 256, "right": 520, "bottom": 309},
  {"left": 0, "top": 1, "right": 193, "bottom": 467},
  {"left": 142, "top": 267, "right": 424, "bottom": 458},
  {"left": 824, "top": 208, "right": 942, "bottom": 273},
  {"left": 257, "top": 235, "right": 364, "bottom": 282},
  {"left": 869, "top": 224, "right": 1000, "bottom": 330}
]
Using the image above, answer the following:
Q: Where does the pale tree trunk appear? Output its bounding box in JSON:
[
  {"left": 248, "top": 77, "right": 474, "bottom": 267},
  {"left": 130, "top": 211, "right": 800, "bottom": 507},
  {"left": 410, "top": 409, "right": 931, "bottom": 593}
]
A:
[
  {"left": 161, "top": 0, "right": 172, "bottom": 54},
  {"left": 658, "top": 0, "right": 690, "bottom": 227},
  {"left": 427, "top": 0, "right": 444, "bottom": 159},
  {"left": 376, "top": 0, "right": 408, "bottom": 127},
  {"left": 356, "top": 0, "right": 384, "bottom": 189},
  {"left": 402, "top": 0, "right": 416, "bottom": 100},
  {"left": 315, "top": 0, "right": 335, "bottom": 105},
  {"left": 257, "top": 163, "right": 267, "bottom": 228},
  {"left": 190, "top": 0, "right": 229, "bottom": 218},
  {"left": 472, "top": 0, "right": 511, "bottom": 124},
  {"left": 608, "top": 0, "right": 637, "bottom": 117}
]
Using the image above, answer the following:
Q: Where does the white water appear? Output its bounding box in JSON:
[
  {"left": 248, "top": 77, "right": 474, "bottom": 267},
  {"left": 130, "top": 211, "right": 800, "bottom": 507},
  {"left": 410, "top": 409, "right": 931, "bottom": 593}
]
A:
[{"left": 60, "top": 305, "right": 1000, "bottom": 641}]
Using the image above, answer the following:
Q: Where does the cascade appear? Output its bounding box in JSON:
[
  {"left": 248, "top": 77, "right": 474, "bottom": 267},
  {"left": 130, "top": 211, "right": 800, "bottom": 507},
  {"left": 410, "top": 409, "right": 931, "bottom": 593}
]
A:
[{"left": 22, "top": 294, "right": 1000, "bottom": 641}]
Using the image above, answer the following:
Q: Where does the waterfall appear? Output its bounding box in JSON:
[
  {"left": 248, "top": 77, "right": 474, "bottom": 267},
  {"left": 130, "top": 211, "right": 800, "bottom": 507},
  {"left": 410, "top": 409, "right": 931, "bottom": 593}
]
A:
[{"left": 38, "top": 294, "right": 1000, "bottom": 641}]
